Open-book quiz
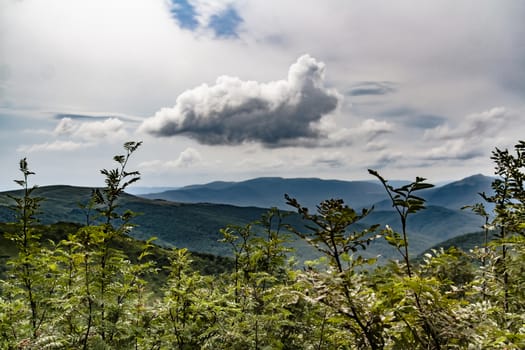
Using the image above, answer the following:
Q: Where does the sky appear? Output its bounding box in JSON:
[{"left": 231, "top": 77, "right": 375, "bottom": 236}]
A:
[{"left": 1, "top": 0, "right": 524, "bottom": 191}]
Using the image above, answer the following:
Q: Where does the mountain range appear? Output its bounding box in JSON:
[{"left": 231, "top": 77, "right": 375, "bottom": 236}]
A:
[
  {"left": 141, "top": 174, "right": 494, "bottom": 211},
  {"left": 0, "top": 174, "right": 495, "bottom": 260},
  {"left": 141, "top": 177, "right": 386, "bottom": 210}
]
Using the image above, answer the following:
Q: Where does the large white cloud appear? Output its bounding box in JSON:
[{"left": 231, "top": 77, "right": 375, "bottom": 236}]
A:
[{"left": 139, "top": 55, "right": 341, "bottom": 146}]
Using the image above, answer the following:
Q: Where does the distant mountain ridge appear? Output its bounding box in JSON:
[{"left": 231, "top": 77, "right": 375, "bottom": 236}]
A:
[
  {"left": 126, "top": 186, "right": 180, "bottom": 195},
  {"left": 142, "top": 177, "right": 387, "bottom": 210},
  {"left": 424, "top": 174, "right": 494, "bottom": 210},
  {"left": 141, "top": 174, "right": 494, "bottom": 211}
]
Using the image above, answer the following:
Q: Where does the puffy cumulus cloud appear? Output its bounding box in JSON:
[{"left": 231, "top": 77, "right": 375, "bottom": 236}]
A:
[
  {"left": 139, "top": 55, "right": 340, "bottom": 147},
  {"left": 17, "top": 140, "right": 86, "bottom": 153},
  {"left": 139, "top": 147, "right": 202, "bottom": 172}
]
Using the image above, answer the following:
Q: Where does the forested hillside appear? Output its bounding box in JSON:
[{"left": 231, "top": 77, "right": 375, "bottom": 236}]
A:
[
  {"left": 1, "top": 141, "right": 524, "bottom": 349},
  {"left": 0, "top": 186, "right": 275, "bottom": 256},
  {"left": 0, "top": 179, "right": 488, "bottom": 259}
]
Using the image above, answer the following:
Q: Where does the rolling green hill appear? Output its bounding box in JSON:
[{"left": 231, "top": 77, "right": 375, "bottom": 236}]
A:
[
  {"left": 0, "top": 186, "right": 274, "bottom": 256},
  {"left": 420, "top": 230, "right": 489, "bottom": 255}
]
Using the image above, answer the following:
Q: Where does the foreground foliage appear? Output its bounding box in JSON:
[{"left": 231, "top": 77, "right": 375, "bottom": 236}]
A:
[{"left": 1, "top": 141, "right": 525, "bottom": 349}]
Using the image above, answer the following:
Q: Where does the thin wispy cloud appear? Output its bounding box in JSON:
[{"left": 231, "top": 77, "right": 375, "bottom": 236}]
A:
[
  {"left": 54, "top": 113, "right": 140, "bottom": 122},
  {"left": 17, "top": 140, "right": 87, "bottom": 153},
  {"left": 378, "top": 107, "right": 447, "bottom": 130},
  {"left": 16, "top": 117, "right": 130, "bottom": 156},
  {"left": 422, "top": 140, "right": 485, "bottom": 161},
  {"left": 424, "top": 107, "right": 513, "bottom": 142},
  {"left": 53, "top": 117, "right": 128, "bottom": 141},
  {"left": 315, "top": 117, "right": 394, "bottom": 148},
  {"left": 420, "top": 107, "right": 520, "bottom": 162},
  {"left": 310, "top": 151, "right": 347, "bottom": 168},
  {"left": 348, "top": 81, "right": 397, "bottom": 96}
]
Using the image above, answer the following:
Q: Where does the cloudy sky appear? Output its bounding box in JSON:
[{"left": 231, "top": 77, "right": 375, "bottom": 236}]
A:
[{"left": 1, "top": 0, "right": 524, "bottom": 190}]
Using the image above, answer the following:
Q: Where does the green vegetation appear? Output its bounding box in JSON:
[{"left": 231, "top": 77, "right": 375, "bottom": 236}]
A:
[
  {"left": 0, "top": 186, "right": 274, "bottom": 256},
  {"left": 1, "top": 141, "right": 525, "bottom": 349},
  {"left": 0, "top": 222, "right": 233, "bottom": 286}
]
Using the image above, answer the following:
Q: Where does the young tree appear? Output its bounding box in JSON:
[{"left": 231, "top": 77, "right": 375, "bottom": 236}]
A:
[
  {"left": 285, "top": 195, "right": 385, "bottom": 349},
  {"left": 216, "top": 208, "right": 316, "bottom": 349},
  {"left": 463, "top": 141, "right": 525, "bottom": 348},
  {"left": 480, "top": 141, "right": 525, "bottom": 311},
  {"left": 1, "top": 158, "right": 60, "bottom": 345}
]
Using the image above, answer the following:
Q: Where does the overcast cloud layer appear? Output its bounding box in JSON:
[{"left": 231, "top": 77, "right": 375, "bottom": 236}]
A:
[{"left": 1, "top": 0, "right": 524, "bottom": 189}]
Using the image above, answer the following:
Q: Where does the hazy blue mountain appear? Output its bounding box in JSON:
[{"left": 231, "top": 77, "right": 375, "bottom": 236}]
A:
[
  {"left": 140, "top": 175, "right": 494, "bottom": 213},
  {"left": 365, "top": 174, "right": 494, "bottom": 211},
  {"left": 183, "top": 181, "right": 237, "bottom": 190},
  {"left": 362, "top": 205, "right": 482, "bottom": 242},
  {"left": 126, "top": 186, "right": 180, "bottom": 195},
  {"left": 142, "top": 177, "right": 388, "bottom": 210},
  {"left": 423, "top": 174, "right": 494, "bottom": 210}
]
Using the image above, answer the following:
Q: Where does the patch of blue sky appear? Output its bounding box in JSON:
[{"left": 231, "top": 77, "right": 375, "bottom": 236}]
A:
[
  {"left": 208, "top": 6, "right": 243, "bottom": 38},
  {"left": 0, "top": 113, "right": 42, "bottom": 129},
  {"left": 169, "top": 0, "right": 199, "bottom": 30}
]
